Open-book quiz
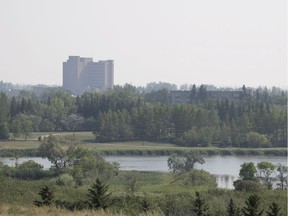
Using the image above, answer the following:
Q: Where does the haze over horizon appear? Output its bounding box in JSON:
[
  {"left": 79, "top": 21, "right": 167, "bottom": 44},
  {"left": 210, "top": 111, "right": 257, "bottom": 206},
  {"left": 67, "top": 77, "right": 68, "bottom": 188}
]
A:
[{"left": 0, "top": 1, "right": 287, "bottom": 89}]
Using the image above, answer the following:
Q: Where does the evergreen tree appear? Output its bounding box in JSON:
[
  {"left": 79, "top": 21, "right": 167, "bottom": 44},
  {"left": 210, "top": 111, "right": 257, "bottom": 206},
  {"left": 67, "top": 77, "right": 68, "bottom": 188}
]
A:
[
  {"left": 0, "top": 92, "right": 10, "bottom": 140},
  {"left": 34, "top": 185, "right": 54, "bottom": 207},
  {"left": 87, "top": 178, "right": 111, "bottom": 210},
  {"left": 227, "top": 198, "right": 242, "bottom": 216},
  {"left": 190, "top": 84, "right": 197, "bottom": 103},
  {"left": 242, "top": 194, "right": 264, "bottom": 216},
  {"left": 0, "top": 92, "right": 9, "bottom": 123},
  {"left": 10, "top": 96, "right": 19, "bottom": 118},
  {"left": 241, "top": 85, "right": 247, "bottom": 99},
  {"left": 266, "top": 202, "right": 282, "bottom": 216},
  {"left": 193, "top": 191, "right": 210, "bottom": 216},
  {"left": 0, "top": 122, "right": 9, "bottom": 140},
  {"left": 198, "top": 85, "right": 207, "bottom": 102},
  {"left": 20, "top": 98, "right": 28, "bottom": 113}
]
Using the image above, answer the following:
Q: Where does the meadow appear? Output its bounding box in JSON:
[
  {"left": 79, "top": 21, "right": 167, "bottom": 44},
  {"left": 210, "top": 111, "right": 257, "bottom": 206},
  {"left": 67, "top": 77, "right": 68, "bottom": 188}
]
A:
[
  {"left": 0, "top": 132, "right": 287, "bottom": 215},
  {"left": 0, "top": 173, "right": 287, "bottom": 216},
  {"left": 0, "top": 132, "right": 286, "bottom": 157}
]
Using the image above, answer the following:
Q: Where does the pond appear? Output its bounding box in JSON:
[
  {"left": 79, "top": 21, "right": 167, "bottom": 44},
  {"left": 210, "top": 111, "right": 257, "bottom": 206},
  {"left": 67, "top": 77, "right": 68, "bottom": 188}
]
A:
[{"left": 0, "top": 155, "right": 286, "bottom": 189}]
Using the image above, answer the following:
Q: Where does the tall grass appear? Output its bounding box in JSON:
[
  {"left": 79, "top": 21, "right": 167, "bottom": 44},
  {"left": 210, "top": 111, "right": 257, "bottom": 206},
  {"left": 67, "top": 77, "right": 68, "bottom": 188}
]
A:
[
  {"left": 0, "top": 173, "right": 287, "bottom": 215},
  {"left": 0, "top": 146, "right": 286, "bottom": 157},
  {"left": 0, "top": 204, "right": 156, "bottom": 216}
]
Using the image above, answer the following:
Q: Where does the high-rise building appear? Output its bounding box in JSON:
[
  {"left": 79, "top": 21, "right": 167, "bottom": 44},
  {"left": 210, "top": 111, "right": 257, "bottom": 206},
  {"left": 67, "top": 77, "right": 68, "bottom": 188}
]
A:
[{"left": 63, "top": 56, "right": 114, "bottom": 95}]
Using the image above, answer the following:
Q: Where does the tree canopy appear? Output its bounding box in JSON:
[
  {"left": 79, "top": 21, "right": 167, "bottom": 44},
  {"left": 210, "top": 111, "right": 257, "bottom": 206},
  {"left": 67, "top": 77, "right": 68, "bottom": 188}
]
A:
[{"left": 0, "top": 84, "right": 286, "bottom": 148}]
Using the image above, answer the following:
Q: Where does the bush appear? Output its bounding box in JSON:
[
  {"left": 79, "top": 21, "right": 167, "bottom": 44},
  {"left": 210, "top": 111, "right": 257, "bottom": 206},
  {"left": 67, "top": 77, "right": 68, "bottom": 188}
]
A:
[
  {"left": 34, "top": 185, "right": 54, "bottom": 207},
  {"left": 233, "top": 180, "right": 263, "bottom": 192},
  {"left": 189, "top": 169, "right": 217, "bottom": 188},
  {"left": 220, "top": 150, "right": 233, "bottom": 156},
  {"left": 160, "top": 193, "right": 194, "bottom": 216},
  {"left": 18, "top": 160, "right": 43, "bottom": 170},
  {"left": 173, "top": 169, "right": 217, "bottom": 188},
  {"left": 55, "top": 174, "right": 74, "bottom": 186},
  {"left": 55, "top": 200, "right": 88, "bottom": 211},
  {"left": 245, "top": 132, "right": 270, "bottom": 148},
  {"left": 13, "top": 169, "right": 48, "bottom": 180},
  {"left": 124, "top": 171, "right": 140, "bottom": 194},
  {"left": 11, "top": 160, "right": 51, "bottom": 180}
]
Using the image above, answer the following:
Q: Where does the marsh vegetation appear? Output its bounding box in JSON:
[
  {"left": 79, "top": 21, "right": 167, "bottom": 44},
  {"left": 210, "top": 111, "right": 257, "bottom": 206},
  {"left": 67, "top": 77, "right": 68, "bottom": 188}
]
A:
[{"left": 0, "top": 135, "right": 287, "bottom": 215}]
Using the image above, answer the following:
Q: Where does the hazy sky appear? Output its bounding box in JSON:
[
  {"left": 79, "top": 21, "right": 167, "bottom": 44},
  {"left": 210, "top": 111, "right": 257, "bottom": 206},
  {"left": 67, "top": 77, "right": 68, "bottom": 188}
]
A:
[{"left": 0, "top": 0, "right": 286, "bottom": 88}]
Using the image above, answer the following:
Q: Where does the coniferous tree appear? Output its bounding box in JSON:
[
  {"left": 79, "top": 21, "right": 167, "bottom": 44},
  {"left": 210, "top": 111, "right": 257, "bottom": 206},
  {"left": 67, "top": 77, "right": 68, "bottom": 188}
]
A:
[
  {"left": 193, "top": 191, "right": 210, "bottom": 216},
  {"left": 242, "top": 194, "right": 264, "bottom": 216},
  {"left": 34, "top": 185, "right": 54, "bottom": 207},
  {"left": 0, "top": 122, "right": 9, "bottom": 140},
  {"left": 10, "top": 96, "right": 19, "bottom": 118},
  {"left": 0, "top": 93, "right": 9, "bottom": 123},
  {"left": 0, "top": 93, "right": 9, "bottom": 139},
  {"left": 87, "top": 178, "right": 111, "bottom": 210},
  {"left": 190, "top": 84, "right": 197, "bottom": 103},
  {"left": 227, "top": 198, "right": 242, "bottom": 216},
  {"left": 266, "top": 202, "right": 282, "bottom": 216}
]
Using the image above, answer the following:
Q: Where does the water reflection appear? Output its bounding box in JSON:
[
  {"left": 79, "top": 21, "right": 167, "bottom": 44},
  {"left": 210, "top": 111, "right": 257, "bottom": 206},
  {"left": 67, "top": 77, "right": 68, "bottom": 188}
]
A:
[{"left": 214, "top": 174, "right": 236, "bottom": 189}]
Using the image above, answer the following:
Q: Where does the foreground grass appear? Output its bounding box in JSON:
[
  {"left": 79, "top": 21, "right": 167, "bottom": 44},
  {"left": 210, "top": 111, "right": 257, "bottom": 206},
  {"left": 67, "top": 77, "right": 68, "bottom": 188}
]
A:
[
  {"left": 0, "top": 205, "right": 158, "bottom": 216},
  {"left": 0, "top": 176, "right": 286, "bottom": 216}
]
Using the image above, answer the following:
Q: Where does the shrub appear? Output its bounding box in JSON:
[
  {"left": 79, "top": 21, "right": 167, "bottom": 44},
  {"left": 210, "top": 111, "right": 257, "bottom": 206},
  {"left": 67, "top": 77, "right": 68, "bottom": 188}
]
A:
[
  {"left": 124, "top": 171, "right": 140, "bottom": 194},
  {"left": 172, "top": 169, "right": 217, "bottom": 188},
  {"left": 18, "top": 160, "right": 43, "bottom": 170},
  {"left": 55, "top": 200, "right": 88, "bottom": 211},
  {"left": 55, "top": 174, "right": 74, "bottom": 186},
  {"left": 233, "top": 180, "right": 263, "bottom": 192},
  {"left": 34, "top": 185, "right": 54, "bottom": 207},
  {"left": 245, "top": 132, "right": 270, "bottom": 148},
  {"left": 12, "top": 160, "right": 50, "bottom": 180},
  {"left": 188, "top": 169, "right": 217, "bottom": 188}
]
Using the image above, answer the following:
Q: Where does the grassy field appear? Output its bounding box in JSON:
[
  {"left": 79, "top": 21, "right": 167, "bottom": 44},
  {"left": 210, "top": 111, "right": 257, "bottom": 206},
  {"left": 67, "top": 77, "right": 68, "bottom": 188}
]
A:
[
  {"left": 0, "top": 131, "right": 287, "bottom": 157},
  {"left": 0, "top": 204, "right": 151, "bottom": 216},
  {"left": 0, "top": 132, "right": 287, "bottom": 215},
  {"left": 0, "top": 174, "right": 286, "bottom": 216}
]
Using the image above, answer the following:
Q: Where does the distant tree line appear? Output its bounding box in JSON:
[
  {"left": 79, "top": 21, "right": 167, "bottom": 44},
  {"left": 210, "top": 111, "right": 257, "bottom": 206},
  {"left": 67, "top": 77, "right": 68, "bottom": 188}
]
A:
[{"left": 0, "top": 83, "right": 286, "bottom": 147}]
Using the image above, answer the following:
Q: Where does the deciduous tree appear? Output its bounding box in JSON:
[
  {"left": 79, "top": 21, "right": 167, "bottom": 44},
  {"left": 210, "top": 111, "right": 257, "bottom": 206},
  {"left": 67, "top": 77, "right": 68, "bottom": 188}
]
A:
[
  {"left": 38, "top": 135, "right": 79, "bottom": 170},
  {"left": 276, "top": 164, "right": 287, "bottom": 190},
  {"left": 256, "top": 162, "right": 276, "bottom": 188},
  {"left": 168, "top": 151, "right": 205, "bottom": 173},
  {"left": 239, "top": 162, "right": 257, "bottom": 180}
]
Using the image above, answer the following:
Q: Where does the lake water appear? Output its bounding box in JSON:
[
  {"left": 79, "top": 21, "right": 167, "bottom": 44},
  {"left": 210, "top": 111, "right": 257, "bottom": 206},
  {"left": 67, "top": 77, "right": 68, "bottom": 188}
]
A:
[
  {"left": 105, "top": 156, "right": 287, "bottom": 189},
  {"left": 1, "top": 155, "right": 286, "bottom": 189}
]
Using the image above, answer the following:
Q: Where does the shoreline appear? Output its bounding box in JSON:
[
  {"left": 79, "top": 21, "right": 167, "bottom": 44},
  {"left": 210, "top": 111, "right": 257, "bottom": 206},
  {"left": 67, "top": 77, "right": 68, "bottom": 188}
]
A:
[{"left": 0, "top": 147, "right": 286, "bottom": 157}]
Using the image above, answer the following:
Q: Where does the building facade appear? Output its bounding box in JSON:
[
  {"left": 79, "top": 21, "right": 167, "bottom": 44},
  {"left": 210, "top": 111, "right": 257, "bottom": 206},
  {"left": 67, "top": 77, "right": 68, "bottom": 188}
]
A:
[{"left": 63, "top": 56, "right": 114, "bottom": 95}]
